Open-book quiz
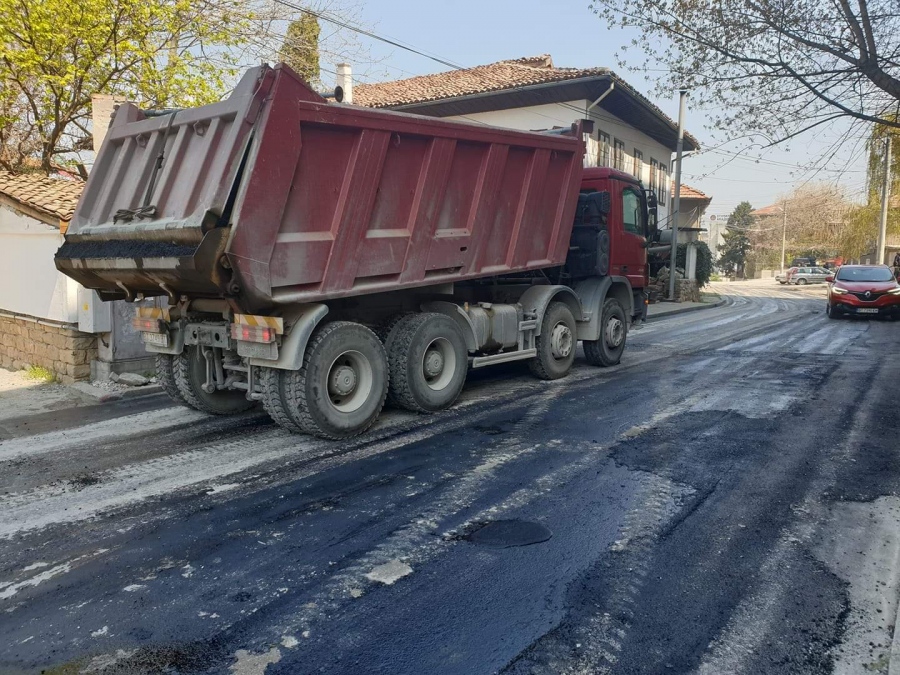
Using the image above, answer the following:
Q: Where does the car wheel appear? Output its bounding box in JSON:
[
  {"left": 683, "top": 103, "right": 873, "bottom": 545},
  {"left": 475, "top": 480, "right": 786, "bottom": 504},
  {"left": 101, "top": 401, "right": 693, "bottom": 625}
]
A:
[
  {"left": 826, "top": 303, "right": 840, "bottom": 320},
  {"left": 798, "top": 278, "right": 808, "bottom": 285}
]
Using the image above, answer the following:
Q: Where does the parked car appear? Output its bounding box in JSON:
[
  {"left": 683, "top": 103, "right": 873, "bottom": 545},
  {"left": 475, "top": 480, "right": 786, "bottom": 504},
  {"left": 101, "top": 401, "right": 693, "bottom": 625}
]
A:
[
  {"left": 776, "top": 267, "right": 798, "bottom": 284},
  {"left": 826, "top": 265, "right": 900, "bottom": 319},
  {"left": 790, "top": 267, "right": 831, "bottom": 285}
]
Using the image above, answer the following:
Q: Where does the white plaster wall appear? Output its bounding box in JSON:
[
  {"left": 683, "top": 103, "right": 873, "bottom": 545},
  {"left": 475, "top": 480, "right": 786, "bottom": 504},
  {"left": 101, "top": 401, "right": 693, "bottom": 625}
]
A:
[
  {"left": 0, "top": 206, "right": 79, "bottom": 323},
  {"left": 446, "top": 100, "right": 674, "bottom": 224}
]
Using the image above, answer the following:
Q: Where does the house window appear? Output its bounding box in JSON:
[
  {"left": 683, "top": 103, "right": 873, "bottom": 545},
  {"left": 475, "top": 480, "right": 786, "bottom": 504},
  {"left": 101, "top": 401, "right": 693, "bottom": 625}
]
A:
[
  {"left": 633, "top": 149, "right": 643, "bottom": 179},
  {"left": 598, "top": 132, "right": 611, "bottom": 166},
  {"left": 658, "top": 162, "right": 668, "bottom": 205},
  {"left": 614, "top": 139, "right": 625, "bottom": 171},
  {"left": 649, "top": 158, "right": 659, "bottom": 194}
]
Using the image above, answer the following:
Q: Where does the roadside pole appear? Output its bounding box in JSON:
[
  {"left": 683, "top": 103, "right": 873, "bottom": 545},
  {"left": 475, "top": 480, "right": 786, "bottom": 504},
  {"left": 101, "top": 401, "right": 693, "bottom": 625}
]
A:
[
  {"left": 780, "top": 201, "right": 787, "bottom": 273},
  {"left": 669, "top": 90, "right": 688, "bottom": 301},
  {"left": 878, "top": 135, "right": 892, "bottom": 265}
]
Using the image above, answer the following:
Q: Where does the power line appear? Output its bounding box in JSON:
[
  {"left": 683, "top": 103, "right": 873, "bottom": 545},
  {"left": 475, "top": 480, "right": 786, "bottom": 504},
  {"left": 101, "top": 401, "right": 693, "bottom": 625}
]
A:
[
  {"left": 270, "top": 0, "right": 466, "bottom": 71},
  {"left": 263, "top": 2, "right": 874, "bottom": 199}
]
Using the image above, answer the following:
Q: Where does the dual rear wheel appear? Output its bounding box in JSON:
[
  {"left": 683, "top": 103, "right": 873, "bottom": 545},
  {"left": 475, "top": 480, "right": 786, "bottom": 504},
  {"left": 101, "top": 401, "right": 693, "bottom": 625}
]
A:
[
  {"left": 159, "top": 299, "right": 628, "bottom": 439},
  {"left": 260, "top": 314, "right": 468, "bottom": 439}
]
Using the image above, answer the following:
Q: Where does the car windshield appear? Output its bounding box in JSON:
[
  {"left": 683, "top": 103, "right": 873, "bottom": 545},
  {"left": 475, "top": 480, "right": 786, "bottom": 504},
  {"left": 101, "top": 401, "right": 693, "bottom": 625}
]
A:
[{"left": 836, "top": 267, "right": 894, "bottom": 282}]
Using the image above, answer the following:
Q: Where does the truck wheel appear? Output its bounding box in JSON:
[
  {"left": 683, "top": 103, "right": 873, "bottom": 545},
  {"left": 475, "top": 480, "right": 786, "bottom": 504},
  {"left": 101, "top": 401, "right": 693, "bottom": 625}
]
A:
[
  {"left": 155, "top": 354, "right": 189, "bottom": 407},
  {"left": 174, "top": 346, "right": 256, "bottom": 415},
  {"left": 260, "top": 367, "right": 304, "bottom": 433},
  {"left": 528, "top": 301, "right": 577, "bottom": 380},
  {"left": 386, "top": 313, "right": 468, "bottom": 413},
  {"left": 284, "top": 322, "right": 388, "bottom": 440},
  {"left": 584, "top": 298, "right": 626, "bottom": 367}
]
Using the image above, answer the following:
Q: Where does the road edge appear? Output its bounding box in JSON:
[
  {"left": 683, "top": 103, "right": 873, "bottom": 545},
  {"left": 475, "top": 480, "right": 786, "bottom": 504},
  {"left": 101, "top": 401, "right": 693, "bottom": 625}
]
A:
[
  {"left": 646, "top": 298, "right": 727, "bottom": 323},
  {"left": 70, "top": 381, "right": 163, "bottom": 402}
]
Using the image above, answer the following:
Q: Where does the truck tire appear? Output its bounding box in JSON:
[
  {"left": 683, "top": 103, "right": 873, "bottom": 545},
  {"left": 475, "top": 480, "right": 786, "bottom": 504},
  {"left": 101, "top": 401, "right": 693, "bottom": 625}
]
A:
[
  {"left": 260, "top": 367, "right": 304, "bottom": 433},
  {"left": 386, "top": 313, "right": 468, "bottom": 413},
  {"left": 584, "top": 298, "right": 626, "bottom": 367},
  {"left": 174, "top": 346, "right": 256, "bottom": 415},
  {"left": 284, "top": 322, "right": 388, "bottom": 440},
  {"left": 528, "top": 301, "right": 577, "bottom": 380},
  {"left": 155, "top": 354, "right": 189, "bottom": 407}
]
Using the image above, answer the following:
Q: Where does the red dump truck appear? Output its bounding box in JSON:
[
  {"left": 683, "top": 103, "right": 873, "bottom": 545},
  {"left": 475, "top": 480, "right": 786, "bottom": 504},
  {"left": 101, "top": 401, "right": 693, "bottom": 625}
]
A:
[{"left": 56, "top": 64, "right": 659, "bottom": 439}]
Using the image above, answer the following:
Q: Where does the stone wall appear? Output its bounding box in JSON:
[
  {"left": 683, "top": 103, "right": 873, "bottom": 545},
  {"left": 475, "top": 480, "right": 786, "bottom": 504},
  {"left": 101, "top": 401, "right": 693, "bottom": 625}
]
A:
[
  {"left": 0, "top": 314, "right": 98, "bottom": 384},
  {"left": 678, "top": 279, "right": 702, "bottom": 303}
]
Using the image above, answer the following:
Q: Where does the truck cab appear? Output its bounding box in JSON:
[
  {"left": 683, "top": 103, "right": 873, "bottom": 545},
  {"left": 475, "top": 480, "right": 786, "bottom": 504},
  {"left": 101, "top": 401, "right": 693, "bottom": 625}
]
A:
[{"left": 579, "top": 167, "right": 653, "bottom": 294}]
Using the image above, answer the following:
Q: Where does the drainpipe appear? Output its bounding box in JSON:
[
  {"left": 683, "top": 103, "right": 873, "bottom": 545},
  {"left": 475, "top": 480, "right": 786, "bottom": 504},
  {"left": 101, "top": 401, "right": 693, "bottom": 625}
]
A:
[{"left": 586, "top": 82, "right": 615, "bottom": 113}]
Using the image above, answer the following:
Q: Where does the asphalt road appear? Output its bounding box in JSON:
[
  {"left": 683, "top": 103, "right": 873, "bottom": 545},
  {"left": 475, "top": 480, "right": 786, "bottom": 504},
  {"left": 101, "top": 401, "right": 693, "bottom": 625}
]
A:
[{"left": 2, "top": 280, "right": 899, "bottom": 675}]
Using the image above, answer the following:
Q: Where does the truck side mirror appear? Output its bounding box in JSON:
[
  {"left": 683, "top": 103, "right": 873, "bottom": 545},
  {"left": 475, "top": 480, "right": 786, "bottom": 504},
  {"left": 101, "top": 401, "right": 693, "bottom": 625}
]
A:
[{"left": 646, "top": 191, "right": 659, "bottom": 240}]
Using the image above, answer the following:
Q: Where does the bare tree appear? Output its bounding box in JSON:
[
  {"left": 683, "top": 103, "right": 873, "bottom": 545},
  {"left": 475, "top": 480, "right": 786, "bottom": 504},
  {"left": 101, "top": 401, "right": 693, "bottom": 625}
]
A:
[
  {"left": 590, "top": 0, "right": 900, "bottom": 143},
  {"left": 748, "top": 184, "right": 853, "bottom": 264}
]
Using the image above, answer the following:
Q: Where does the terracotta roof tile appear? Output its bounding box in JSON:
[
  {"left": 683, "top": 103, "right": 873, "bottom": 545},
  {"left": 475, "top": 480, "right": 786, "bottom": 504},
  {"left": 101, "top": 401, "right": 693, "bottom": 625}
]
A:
[
  {"left": 751, "top": 204, "right": 783, "bottom": 217},
  {"left": 0, "top": 171, "right": 84, "bottom": 223},
  {"left": 353, "top": 55, "right": 700, "bottom": 151},
  {"left": 673, "top": 183, "right": 710, "bottom": 200},
  {"left": 354, "top": 55, "right": 610, "bottom": 109}
]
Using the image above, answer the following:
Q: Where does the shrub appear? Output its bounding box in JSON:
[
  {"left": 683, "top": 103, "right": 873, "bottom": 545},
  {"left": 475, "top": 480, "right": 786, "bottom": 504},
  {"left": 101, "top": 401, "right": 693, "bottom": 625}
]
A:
[{"left": 676, "top": 241, "right": 714, "bottom": 287}]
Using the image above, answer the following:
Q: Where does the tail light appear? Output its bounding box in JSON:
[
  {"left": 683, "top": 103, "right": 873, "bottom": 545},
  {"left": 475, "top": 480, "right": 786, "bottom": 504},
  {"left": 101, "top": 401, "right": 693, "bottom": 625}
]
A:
[
  {"left": 230, "top": 323, "right": 276, "bottom": 343},
  {"left": 132, "top": 317, "right": 165, "bottom": 332}
]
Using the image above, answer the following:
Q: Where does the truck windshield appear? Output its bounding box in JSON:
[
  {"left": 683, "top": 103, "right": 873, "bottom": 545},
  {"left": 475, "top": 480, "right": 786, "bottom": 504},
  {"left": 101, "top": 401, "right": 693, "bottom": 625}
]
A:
[{"left": 836, "top": 267, "right": 894, "bottom": 282}]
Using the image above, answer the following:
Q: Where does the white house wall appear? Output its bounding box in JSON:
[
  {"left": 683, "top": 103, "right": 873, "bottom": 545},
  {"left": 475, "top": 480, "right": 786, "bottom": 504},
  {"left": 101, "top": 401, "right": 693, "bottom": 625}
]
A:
[
  {"left": 0, "top": 206, "right": 79, "bottom": 324},
  {"left": 446, "top": 101, "right": 674, "bottom": 225}
]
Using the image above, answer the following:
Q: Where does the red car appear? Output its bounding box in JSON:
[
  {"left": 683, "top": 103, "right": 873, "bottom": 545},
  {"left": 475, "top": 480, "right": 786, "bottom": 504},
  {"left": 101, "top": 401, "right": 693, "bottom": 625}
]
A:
[{"left": 826, "top": 264, "right": 900, "bottom": 319}]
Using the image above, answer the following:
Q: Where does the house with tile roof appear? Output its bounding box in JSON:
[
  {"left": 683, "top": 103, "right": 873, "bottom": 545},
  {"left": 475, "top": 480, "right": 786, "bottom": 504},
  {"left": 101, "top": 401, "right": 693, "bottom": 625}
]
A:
[
  {"left": 0, "top": 172, "right": 154, "bottom": 382},
  {"left": 355, "top": 55, "right": 700, "bottom": 232}
]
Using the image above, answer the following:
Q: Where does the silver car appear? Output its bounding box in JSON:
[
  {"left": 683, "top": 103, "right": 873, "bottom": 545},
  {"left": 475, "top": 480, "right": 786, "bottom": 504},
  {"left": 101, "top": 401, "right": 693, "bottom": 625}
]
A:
[{"left": 790, "top": 267, "right": 831, "bottom": 285}]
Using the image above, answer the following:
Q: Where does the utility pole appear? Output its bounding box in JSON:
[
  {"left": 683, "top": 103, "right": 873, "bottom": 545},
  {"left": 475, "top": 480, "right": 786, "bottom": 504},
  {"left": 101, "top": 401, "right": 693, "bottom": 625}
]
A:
[
  {"left": 878, "top": 135, "right": 892, "bottom": 265},
  {"left": 780, "top": 201, "right": 787, "bottom": 273},
  {"left": 669, "top": 90, "right": 688, "bottom": 301}
]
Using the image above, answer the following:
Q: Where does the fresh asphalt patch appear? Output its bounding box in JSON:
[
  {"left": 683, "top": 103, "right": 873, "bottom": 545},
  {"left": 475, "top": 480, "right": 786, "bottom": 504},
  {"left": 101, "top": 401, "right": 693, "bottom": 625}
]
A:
[{"left": 2, "top": 284, "right": 900, "bottom": 674}]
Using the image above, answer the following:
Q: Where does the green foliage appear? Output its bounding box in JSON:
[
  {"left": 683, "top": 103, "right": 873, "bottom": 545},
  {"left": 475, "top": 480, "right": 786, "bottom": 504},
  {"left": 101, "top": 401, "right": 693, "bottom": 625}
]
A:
[
  {"left": 280, "top": 14, "right": 321, "bottom": 85},
  {"left": 25, "top": 365, "right": 55, "bottom": 383},
  {"left": 0, "top": 0, "right": 253, "bottom": 172},
  {"left": 840, "top": 121, "right": 900, "bottom": 259},
  {"left": 676, "top": 241, "right": 713, "bottom": 287},
  {"left": 717, "top": 202, "right": 754, "bottom": 277}
]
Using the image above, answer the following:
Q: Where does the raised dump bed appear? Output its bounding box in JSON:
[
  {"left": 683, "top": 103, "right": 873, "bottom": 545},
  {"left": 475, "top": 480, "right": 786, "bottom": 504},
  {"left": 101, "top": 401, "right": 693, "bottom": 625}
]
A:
[{"left": 57, "top": 64, "right": 585, "bottom": 313}]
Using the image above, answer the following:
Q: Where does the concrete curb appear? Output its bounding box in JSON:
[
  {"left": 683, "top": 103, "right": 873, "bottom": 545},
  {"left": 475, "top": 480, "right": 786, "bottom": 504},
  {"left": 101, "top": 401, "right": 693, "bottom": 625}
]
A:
[
  {"left": 646, "top": 298, "right": 727, "bottom": 322},
  {"left": 70, "top": 381, "right": 163, "bottom": 403}
]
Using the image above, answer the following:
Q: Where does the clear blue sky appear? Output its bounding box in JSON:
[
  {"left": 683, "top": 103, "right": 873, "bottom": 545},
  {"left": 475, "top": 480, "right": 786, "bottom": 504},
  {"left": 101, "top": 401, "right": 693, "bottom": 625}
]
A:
[{"left": 328, "top": 0, "right": 870, "bottom": 219}]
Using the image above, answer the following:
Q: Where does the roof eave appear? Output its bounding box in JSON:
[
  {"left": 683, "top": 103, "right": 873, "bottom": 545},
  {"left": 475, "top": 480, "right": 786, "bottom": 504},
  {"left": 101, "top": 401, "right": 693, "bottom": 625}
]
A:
[
  {"left": 381, "top": 74, "right": 700, "bottom": 152},
  {"left": 0, "top": 192, "right": 64, "bottom": 227}
]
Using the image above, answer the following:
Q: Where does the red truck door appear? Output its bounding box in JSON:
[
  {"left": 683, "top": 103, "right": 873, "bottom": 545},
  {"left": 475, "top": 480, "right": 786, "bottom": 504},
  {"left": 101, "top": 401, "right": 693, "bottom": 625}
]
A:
[{"left": 613, "top": 184, "right": 648, "bottom": 290}]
